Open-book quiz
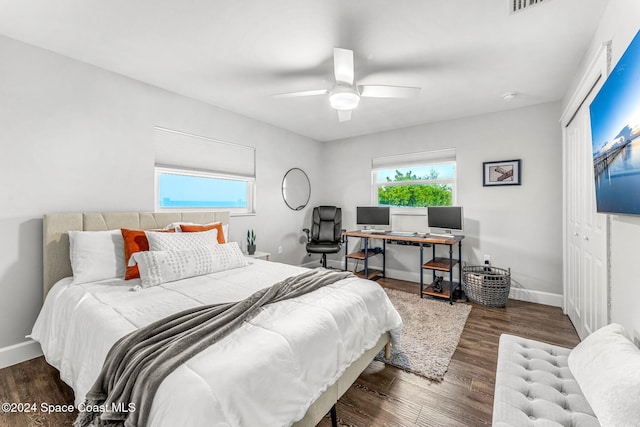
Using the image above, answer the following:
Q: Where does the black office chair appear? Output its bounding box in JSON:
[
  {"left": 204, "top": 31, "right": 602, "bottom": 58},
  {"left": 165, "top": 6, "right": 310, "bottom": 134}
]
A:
[{"left": 303, "top": 206, "right": 345, "bottom": 267}]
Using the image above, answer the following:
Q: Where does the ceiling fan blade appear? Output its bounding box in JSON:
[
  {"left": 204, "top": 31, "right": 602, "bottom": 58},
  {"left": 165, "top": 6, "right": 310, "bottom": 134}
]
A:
[
  {"left": 273, "top": 89, "right": 329, "bottom": 98},
  {"left": 359, "top": 85, "right": 421, "bottom": 98},
  {"left": 334, "top": 47, "right": 354, "bottom": 85},
  {"left": 338, "top": 110, "right": 352, "bottom": 122}
]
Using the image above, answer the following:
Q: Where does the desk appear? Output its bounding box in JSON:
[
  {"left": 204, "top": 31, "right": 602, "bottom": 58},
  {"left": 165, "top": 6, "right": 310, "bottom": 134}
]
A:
[{"left": 343, "top": 231, "right": 465, "bottom": 303}]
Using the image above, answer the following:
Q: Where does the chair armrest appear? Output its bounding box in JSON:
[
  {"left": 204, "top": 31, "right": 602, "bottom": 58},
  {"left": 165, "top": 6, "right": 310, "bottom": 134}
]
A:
[
  {"left": 340, "top": 229, "right": 347, "bottom": 243},
  {"left": 302, "top": 228, "right": 310, "bottom": 242}
]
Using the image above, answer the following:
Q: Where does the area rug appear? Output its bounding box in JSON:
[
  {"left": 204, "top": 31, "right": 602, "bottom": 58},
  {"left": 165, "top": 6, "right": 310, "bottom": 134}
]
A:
[{"left": 375, "top": 288, "right": 472, "bottom": 381}]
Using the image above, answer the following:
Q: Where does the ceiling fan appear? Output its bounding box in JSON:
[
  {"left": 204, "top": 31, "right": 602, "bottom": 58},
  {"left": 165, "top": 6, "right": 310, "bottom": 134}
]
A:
[{"left": 274, "top": 48, "right": 421, "bottom": 122}]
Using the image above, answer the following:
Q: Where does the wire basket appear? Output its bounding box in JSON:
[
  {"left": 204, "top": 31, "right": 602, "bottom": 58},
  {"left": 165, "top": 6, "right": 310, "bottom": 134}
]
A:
[{"left": 462, "top": 265, "right": 511, "bottom": 307}]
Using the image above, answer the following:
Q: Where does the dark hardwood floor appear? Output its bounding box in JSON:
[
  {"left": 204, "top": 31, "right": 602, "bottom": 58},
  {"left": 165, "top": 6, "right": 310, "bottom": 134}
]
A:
[
  {"left": 0, "top": 356, "right": 75, "bottom": 427},
  {"left": 0, "top": 278, "right": 580, "bottom": 427}
]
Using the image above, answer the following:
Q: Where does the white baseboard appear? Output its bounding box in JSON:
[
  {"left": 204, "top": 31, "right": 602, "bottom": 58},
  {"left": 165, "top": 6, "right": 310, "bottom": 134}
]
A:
[
  {"left": 299, "top": 260, "right": 322, "bottom": 268},
  {"left": 0, "top": 340, "right": 43, "bottom": 369},
  {"left": 508, "top": 288, "right": 563, "bottom": 307}
]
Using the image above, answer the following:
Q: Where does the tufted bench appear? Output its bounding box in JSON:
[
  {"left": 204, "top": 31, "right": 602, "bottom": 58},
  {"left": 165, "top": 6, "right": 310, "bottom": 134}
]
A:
[
  {"left": 492, "top": 334, "right": 599, "bottom": 426},
  {"left": 493, "top": 324, "right": 640, "bottom": 426}
]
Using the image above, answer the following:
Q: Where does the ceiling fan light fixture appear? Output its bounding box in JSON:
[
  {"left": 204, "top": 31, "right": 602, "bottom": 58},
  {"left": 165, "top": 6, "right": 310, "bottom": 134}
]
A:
[
  {"left": 274, "top": 47, "right": 422, "bottom": 122},
  {"left": 329, "top": 85, "right": 360, "bottom": 110},
  {"left": 329, "top": 92, "right": 360, "bottom": 110}
]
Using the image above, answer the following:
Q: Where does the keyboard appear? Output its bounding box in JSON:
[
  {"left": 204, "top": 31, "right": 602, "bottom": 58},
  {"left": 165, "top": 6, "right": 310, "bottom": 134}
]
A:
[
  {"left": 388, "top": 231, "right": 417, "bottom": 237},
  {"left": 428, "top": 233, "right": 455, "bottom": 238},
  {"left": 361, "top": 229, "right": 386, "bottom": 234}
]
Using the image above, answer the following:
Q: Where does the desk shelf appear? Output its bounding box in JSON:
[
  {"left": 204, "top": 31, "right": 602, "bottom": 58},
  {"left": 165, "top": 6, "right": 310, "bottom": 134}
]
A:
[
  {"left": 420, "top": 244, "right": 464, "bottom": 304},
  {"left": 343, "top": 234, "right": 387, "bottom": 281},
  {"left": 355, "top": 269, "right": 384, "bottom": 280},
  {"left": 346, "top": 250, "right": 381, "bottom": 260},
  {"left": 347, "top": 250, "right": 383, "bottom": 280},
  {"left": 422, "top": 257, "right": 459, "bottom": 271},
  {"left": 421, "top": 280, "right": 456, "bottom": 299}
]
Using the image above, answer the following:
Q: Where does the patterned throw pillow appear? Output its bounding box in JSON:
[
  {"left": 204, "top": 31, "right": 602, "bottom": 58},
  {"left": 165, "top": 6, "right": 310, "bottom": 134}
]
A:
[
  {"left": 131, "top": 242, "right": 249, "bottom": 289},
  {"left": 145, "top": 229, "right": 219, "bottom": 252},
  {"left": 209, "top": 241, "right": 248, "bottom": 271}
]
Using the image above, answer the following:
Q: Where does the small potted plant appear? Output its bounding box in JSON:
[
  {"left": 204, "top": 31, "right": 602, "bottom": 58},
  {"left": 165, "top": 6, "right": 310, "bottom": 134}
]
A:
[{"left": 247, "top": 229, "right": 256, "bottom": 255}]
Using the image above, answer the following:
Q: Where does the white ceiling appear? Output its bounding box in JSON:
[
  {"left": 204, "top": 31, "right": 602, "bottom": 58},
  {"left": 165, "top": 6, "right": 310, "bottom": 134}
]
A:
[{"left": 0, "top": 0, "right": 609, "bottom": 141}]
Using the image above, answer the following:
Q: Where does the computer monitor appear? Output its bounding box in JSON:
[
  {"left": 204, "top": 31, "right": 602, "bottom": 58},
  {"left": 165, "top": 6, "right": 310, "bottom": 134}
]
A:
[
  {"left": 427, "top": 206, "right": 463, "bottom": 234},
  {"left": 356, "top": 206, "right": 391, "bottom": 230}
]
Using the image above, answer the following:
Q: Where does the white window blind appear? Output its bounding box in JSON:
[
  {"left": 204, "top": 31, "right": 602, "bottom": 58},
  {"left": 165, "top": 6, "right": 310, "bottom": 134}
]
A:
[
  {"left": 371, "top": 148, "right": 456, "bottom": 171},
  {"left": 154, "top": 127, "right": 255, "bottom": 177}
]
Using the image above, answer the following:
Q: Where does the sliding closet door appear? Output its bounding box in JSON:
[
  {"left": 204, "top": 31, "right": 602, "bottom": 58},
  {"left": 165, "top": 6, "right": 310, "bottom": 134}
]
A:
[{"left": 562, "top": 43, "right": 609, "bottom": 340}]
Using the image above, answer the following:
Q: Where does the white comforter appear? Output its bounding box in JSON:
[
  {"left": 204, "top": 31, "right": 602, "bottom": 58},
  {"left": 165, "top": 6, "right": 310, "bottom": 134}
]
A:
[{"left": 31, "top": 260, "right": 402, "bottom": 426}]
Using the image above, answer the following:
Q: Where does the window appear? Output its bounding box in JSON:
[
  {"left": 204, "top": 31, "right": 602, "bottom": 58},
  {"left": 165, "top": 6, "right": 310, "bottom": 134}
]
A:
[
  {"left": 153, "top": 127, "right": 256, "bottom": 215},
  {"left": 155, "top": 167, "right": 255, "bottom": 214},
  {"left": 371, "top": 149, "right": 456, "bottom": 207}
]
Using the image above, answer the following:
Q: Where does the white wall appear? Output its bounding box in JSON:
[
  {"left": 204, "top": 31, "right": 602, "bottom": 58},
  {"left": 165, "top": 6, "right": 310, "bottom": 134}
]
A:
[
  {"left": 320, "top": 102, "right": 564, "bottom": 306},
  {"left": 562, "top": 0, "right": 640, "bottom": 343},
  {"left": 0, "top": 35, "right": 322, "bottom": 364}
]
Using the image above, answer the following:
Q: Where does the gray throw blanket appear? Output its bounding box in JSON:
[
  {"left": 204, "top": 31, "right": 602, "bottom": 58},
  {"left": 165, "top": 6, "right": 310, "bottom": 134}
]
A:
[{"left": 74, "top": 268, "right": 353, "bottom": 427}]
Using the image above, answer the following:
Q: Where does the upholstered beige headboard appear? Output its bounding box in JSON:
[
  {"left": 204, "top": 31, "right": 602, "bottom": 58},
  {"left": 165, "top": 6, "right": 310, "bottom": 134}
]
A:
[{"left": 43, "top": 211, "right": 229, "bottom": 297}]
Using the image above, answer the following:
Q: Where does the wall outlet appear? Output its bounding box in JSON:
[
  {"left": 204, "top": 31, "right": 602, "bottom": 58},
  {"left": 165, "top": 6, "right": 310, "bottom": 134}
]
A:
[
  {"left": 484, "top": 254, "right": 491, "bottom": 265},
  {"left": 278, "top": 245, "right": 283, "bottom": 255}
]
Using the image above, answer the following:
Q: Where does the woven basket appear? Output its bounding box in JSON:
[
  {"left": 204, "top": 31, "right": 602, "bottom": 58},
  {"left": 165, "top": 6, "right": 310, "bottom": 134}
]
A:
[{"left": 462, "top": 265, "right": 511, "bottom": 307}]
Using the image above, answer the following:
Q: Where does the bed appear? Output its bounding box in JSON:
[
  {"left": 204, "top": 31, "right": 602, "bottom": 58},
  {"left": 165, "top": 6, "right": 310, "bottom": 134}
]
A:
[{"left": 32, "top": 211, "right": 402, "bottom": 426}]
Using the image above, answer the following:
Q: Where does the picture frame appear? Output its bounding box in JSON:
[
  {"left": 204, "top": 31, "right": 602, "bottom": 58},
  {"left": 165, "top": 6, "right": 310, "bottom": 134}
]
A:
[{"left": 483, "top": 159, "right": 521, "bottom": 186}]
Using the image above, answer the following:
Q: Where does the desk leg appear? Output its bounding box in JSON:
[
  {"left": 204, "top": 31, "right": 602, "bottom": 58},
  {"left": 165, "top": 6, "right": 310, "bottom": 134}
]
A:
[
  {"left": 419, "top": 244, "right": 424, "bottom": 298},
  {"left": 382, "top": 239, "right": 386, "bottom": 278},
  {"left": 344, "top": 236, "right": 348, "bottom": 271},
  {"left": 458, "top": 241, "right": 466, "bottom": 302},
  {"left": 432, "top": 244, "right": 437, "bottom": 285},
  {"left": 449, "top": 244, "right": 454, "bottom": 305},
  {"left": 364, "top": 237, "right": 369, "bottom": 277}
]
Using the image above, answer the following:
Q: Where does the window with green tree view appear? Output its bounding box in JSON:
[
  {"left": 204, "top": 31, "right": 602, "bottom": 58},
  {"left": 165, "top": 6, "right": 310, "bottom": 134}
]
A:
[{"left": 374, "top": 162, "right": 456, "bottom": 207}]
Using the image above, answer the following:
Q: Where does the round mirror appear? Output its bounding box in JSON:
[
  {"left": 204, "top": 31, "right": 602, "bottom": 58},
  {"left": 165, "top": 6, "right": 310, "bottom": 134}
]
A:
[{"left": 282, "top": 168, "right": 311, "bottom": 211}]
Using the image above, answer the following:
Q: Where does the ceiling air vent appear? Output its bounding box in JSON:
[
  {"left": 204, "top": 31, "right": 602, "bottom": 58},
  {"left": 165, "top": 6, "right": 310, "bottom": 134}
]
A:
[{"left": 510, "top": 0, "right": 548, "bottom": 14}]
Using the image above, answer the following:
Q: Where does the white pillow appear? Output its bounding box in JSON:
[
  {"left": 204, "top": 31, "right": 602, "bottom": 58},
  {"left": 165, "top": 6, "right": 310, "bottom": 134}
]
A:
[
  {"left": 131, "top": 242, "right": 249, "bottom": 288},
  {"left": 163, "top": 221, "right": 229, "bottom": 242},
  {"left": 145, "top": 229, "right": 218, "bottom": 251},
  {"left": 568, "top": 323, "right": 640, "bottom": 426},
  {"left": 163, "top": 222, "right": 194, "bottom": 231},
  {"left": 68, "top": 230, "right": 126, "bottom": 285}
]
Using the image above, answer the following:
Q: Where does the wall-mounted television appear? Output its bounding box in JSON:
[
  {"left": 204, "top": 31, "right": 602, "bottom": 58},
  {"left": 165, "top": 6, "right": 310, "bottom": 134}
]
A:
[
  {"left": 427, "top": 206, "right": 464, "bottom": 233},
  {"left": 589, "top": 30, "right": 640, "bottom": 215},
  {"left": 356, "top": 206, "right": 390, "bottom": 231}
]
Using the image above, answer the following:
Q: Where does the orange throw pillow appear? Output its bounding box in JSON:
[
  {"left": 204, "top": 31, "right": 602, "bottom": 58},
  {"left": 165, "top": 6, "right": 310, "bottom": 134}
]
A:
[
  {"left": 121, "top": 228, "right": 175, "bottom": 280},
  {"left": 180, "top": 223, "right": 226, "bottom": 244}
]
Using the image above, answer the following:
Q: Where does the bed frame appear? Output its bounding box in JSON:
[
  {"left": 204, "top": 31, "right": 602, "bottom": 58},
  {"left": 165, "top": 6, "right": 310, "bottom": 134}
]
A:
[{"left": 42, "top": 211, "right": 390, "bottom": 427}]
